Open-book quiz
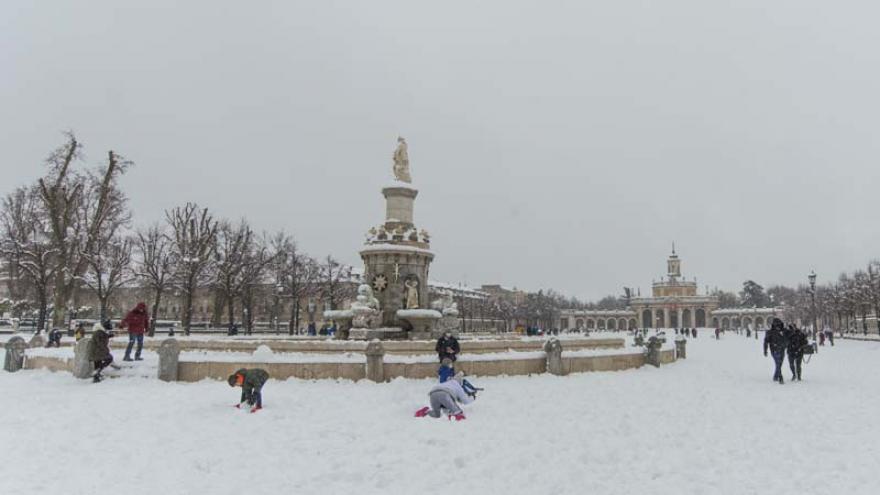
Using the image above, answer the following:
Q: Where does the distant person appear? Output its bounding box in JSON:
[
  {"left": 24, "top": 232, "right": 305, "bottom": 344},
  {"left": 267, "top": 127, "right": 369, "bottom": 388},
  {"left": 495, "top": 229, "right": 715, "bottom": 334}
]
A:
[
  {"left": 787, "top": 325, "right": 809, "bottom": 381},
  {"left": 120, "top": 302, "right": 149, "bottom": 361},
  {"left": 90, "top": 320, "right": 115, "bottom": 383},
  {"left": 414, "top": 371, "right": 474, "bottom": 421},
  {"left": 824, "top": 326, "right": 834, "bottom": 346},
  {"left": 46, "top": 328, "right": 63, "bottom": 348},
  {"left": 764, "top": 318, "right": 788, "bottom": 384},
  {"left": 436, "top": 331, "right": 460, "bottom": 362},
  {"left": 228, "top": 368, "right": 270, "bottom": 413},
  {"left": 74, "top": 322, "right": 86, "bottom": 342},
  {"left": 691, "top": 328, "right": 697, "bottom": 338}
]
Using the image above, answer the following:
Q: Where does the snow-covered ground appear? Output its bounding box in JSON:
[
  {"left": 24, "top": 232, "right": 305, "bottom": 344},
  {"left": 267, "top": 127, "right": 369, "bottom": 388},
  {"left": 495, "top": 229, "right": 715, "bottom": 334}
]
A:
[{"left": 1, "top": 335, "right": 879, "bottom": 495}]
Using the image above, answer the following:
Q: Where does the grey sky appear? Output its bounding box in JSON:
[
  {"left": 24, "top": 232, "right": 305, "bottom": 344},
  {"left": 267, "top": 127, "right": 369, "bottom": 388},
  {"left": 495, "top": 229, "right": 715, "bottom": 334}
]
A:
[{"left": 2, "top": 0, "right": 879, "bottom": 301}]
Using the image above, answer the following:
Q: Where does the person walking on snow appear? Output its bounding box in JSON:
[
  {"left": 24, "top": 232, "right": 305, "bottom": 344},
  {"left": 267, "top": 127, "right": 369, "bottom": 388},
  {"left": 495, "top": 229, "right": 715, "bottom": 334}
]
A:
[
  {"left": 90, "top": 320, "right": 115, "bottom": 383},
  {"left": 787, "top": 324, "right": 808, "bottom": 381},
  {"left": 228, "top": 368, "right": 270, "bottom": 413},
  {"left": 764, "top": 318, "right": 788, "bottom": 384},
  {"left": 120, "top": 302, "right": 149, "bottom": 361},
  {"left": 823, "top": 325, "right": 834, "bottom": 346},
  {"left": 415, "top": 371, "right": 474, "bottom": 421}
]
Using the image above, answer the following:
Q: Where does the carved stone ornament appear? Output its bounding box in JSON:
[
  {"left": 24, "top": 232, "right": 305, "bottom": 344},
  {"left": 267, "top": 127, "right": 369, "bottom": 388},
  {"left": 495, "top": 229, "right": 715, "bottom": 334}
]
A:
[{"left": 372, "top": 274, "right": 389, "bottom": 292}]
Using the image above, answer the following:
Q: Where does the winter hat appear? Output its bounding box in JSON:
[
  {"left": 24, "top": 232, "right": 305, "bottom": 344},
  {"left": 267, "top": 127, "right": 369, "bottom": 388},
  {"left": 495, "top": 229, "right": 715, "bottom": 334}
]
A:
[
  {"left": 440, "top": 357, "right": 453, "bottom": 367},
  {"left": 771, "top": 318, "right": 784, "bottom": 330}
]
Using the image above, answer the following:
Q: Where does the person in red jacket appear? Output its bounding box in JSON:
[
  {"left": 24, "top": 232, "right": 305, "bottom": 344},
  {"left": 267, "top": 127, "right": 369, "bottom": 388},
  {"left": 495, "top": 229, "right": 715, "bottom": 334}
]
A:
[{"left": 120, "top": 302, "right": 149, "bottom": 361}]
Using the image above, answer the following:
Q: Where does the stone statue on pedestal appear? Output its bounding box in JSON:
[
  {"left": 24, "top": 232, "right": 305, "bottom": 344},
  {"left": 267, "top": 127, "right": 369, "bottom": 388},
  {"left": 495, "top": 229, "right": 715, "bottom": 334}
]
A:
[
  {"left": 392, "top": 136, "right": 412, "bottom": 183},
  {"left": 404, "top": 278, "right": 419, "bottom": 309}
]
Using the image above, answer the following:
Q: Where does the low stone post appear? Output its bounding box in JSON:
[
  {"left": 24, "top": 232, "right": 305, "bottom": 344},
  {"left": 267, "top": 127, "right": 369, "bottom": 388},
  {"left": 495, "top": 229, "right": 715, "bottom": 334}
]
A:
[
  {"left": 3, "top": 336, "right": 28, "bottom": 372},
  {"left": 73, "top": 337, "right": 94, "bottom": 379},
  {"left": 644, "top": 336, "right": 661, "bottom": 368},
  {"left": 675, "top": 337, "right": 687, "bottom": 360},
  {"left": 543, "top": 337, "right": 565, "bottom": 376},
  {"left": 365, "top": 339, "right": 385, "bottom": 383},
  {"left": 157, "top": 338, "right": 181, "bottom": 382}
]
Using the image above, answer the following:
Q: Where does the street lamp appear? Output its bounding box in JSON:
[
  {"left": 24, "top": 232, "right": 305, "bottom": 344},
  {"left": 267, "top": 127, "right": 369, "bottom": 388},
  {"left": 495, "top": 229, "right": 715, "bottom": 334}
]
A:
[{"left": 808, "top": 270, "right": 818, "bottom": 339}]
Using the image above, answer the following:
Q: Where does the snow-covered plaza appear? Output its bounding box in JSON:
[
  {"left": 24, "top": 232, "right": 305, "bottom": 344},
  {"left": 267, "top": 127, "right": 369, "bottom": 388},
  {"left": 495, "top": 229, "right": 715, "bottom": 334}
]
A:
[{"left": 1, "top": 333, "right": 878, "bottom": 495}]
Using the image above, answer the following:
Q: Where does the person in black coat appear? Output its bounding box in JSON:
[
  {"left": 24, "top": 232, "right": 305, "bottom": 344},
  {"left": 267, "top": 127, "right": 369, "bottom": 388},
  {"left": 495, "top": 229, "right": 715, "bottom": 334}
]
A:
[
  {"left": 786, "top": 325, "right": 809, "bottom": 381},
  {"left": 436, "top": 331, "right": 460, "bottom": 362},
  {"left": 763, "top": 318, "right": 788, "bottom": 384}
]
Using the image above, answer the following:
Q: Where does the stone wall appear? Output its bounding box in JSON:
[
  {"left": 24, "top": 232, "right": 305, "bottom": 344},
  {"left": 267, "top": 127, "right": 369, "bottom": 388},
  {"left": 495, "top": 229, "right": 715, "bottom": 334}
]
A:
[
  {"left": 22, "top": 355, "right": 73, "bottom": 373},
  {"left": 19, "top": 339, "right": 683, "bottom": 383},
  {"left": 177, "top": 361, "right": 366, "bottom": 382},
  {"left": 91, "top": 336, "right": 625, "bottom": 355}
]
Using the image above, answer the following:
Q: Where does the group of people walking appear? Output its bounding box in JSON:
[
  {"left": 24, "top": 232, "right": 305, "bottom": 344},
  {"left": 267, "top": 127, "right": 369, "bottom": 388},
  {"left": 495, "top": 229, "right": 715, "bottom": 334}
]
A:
[{"left": 763, "top": 317, "right": 813, "bottom": 384}]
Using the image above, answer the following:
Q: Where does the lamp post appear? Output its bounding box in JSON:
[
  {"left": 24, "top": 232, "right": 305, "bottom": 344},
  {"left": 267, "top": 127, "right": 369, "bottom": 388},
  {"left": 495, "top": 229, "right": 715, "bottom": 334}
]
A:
[{"left": 808, "top": 270, "right": 818, "bottom": 340}]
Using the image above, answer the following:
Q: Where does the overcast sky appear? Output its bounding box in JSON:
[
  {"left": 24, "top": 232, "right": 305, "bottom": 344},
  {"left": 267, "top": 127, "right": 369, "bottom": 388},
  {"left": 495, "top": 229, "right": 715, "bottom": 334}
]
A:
[{"left": 2, "top": 1, "right": 879, "bottom": 301}]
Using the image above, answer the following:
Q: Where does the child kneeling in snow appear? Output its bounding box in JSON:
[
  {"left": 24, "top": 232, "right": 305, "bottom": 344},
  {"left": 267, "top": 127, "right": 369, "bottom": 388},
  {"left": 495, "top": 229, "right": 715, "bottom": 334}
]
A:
[
  {"left": 438, "top": 359, "right": 482, "bottom": 399},
  {"left": 90, "top": 320, "right": 115, "bottom": 383},
  {"left": 228, "top": 368, "right": 270, "bottom": 413},
  {"left": 415, "top": 371, "right": 473, "bottom": 421}
]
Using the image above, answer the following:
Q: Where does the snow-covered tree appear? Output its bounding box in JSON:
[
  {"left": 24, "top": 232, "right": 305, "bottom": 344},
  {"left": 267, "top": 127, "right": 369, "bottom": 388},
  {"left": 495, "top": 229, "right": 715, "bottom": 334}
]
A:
[
  {"left": 35, "top": 133, "right": 132, "bottom": 328},
  {"left": 740, "top": 280, "right": 767, "bottom": 307},
  {"left": 0, "top": 186, "right": 59, "bottom": 330}
]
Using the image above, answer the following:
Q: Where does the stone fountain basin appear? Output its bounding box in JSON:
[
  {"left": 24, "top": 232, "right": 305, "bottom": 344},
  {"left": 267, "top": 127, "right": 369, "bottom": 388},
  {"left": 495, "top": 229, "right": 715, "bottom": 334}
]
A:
[{"left": 396, "top": 309, "right": 442, "bottom": 335}]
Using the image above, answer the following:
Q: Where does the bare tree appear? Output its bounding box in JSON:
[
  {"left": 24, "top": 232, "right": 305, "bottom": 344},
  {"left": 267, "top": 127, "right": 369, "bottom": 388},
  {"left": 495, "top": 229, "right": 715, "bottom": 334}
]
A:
[
  {"left": 318, "top": 255, "right": 351, "bottom": 314},
  {"left": 0, "top": 186, "right": 59, "bottom": 331},
  {"left": 270, "top": 232, "right": 319, "bottom": 334},
  {"left": 239, "top": 236, "right": 274, "bottom": 335},
  {"left": 36, "top": 133, "right": 131, "bottom": 328},
  {"left": 0, "top": 186, "right": 41, "bottom": 313},
  {"left": 213, "top": 220, "right": 273, "bottom": 334},
  {"left": 80, "top": 236, "right": 133, "bottom": 320},
  {"left": 214, "top": 220, "right": 253, "bottom": 332},
  {"left": 134, "top": 224, "right": 173, "bottom": 336},
  {"left": 166, "top": 203, "right": 218, "bottom": 336}
]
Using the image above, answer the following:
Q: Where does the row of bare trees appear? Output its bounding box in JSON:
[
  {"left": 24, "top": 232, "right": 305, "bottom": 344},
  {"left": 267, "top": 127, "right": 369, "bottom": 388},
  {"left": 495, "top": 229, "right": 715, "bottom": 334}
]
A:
[{"left": 0, "top": 133, "right": 352, "bottom": 335}]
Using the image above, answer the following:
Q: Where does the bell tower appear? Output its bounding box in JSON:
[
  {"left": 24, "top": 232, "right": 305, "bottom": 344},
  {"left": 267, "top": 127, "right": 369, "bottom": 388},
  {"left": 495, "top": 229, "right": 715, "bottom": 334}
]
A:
[{"left": 667, "top": 242, "right": 681, "bottom": 281}]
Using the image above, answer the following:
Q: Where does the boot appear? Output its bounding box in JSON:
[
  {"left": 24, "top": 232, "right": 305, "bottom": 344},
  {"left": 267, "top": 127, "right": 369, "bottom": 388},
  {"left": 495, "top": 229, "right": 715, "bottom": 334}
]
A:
[
  {"left": 92, "top": 373, "right": 103, "bottom": 383},
  {"left": 134, "top": 356, "right": 143, "bottom": 361},
  {"left": 123, "top": 356, "right": 133, "bottom": 362},
  {"left": 449, "top": 413, "right": 466, "bottom": 421},
  {"left": 414, "top": 406, "right": 430, "bottom": 418}
]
